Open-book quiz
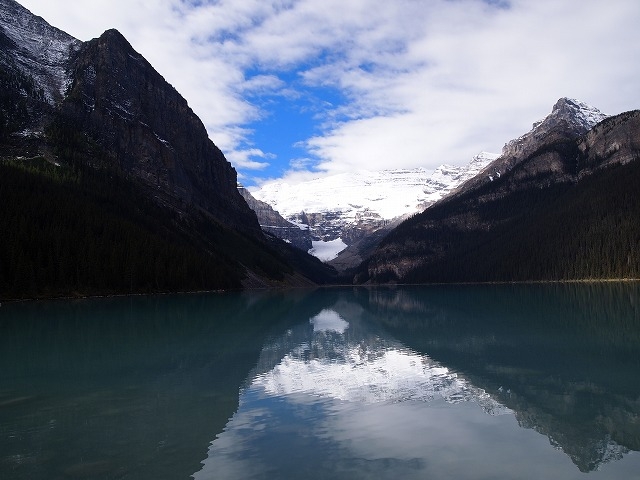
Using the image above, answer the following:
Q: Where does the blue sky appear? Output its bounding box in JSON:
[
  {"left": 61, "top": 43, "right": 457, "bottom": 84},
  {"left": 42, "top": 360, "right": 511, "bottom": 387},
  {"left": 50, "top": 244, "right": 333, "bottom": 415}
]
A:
[{"left": 17, "top": 0, "right": 640, "bottom": 187}]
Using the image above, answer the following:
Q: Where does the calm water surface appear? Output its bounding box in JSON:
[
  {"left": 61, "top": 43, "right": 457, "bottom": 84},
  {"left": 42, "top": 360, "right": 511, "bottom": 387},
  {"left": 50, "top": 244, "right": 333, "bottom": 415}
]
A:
[{"left": 1, "top": 284, "right": 640, "bottom": 479}]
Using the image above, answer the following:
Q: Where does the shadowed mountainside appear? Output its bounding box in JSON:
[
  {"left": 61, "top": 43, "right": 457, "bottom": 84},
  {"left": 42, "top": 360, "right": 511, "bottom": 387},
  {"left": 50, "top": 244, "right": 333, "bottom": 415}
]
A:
[{"left": 358, "top": 102, "right": 640, "bottom": 284}]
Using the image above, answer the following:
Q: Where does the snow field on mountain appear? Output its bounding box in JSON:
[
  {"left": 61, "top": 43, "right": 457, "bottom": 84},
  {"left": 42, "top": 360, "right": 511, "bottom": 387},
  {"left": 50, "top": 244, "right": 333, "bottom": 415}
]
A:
[{"left": 251, "top": 152, "right": 499, "bottom": 224}]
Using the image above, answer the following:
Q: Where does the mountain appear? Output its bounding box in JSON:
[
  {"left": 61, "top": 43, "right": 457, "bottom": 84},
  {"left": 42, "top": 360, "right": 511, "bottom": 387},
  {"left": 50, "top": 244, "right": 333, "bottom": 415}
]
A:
[
  {"left": 0, "top": 0, "right": 79, "bottom": 103},
  {"left": 0, "top": 0, "right": 334, "bottom": 299},
  {"left": 61, "top": 28, "right": 263, "bottom": 234},
  {"left": 238, "top": 185, "right": 312, "bottom": 251},
  {"left": 0, "top": 0, "right": 79, "bottom": 153},
  {"left": 358, "top": 98, "right": 640, "bottom": 284},
  {"left": 460, "top": 98, "right": 608, "bottom": 194},
  {"left": 249, "top": 152, "right": 498, "bottom": 265}
]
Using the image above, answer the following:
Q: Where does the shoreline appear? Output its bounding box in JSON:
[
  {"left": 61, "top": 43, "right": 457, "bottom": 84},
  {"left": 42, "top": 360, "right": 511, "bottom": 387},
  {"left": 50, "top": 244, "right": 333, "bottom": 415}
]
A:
[{"left": 2, "top": 277, "right": 640, "bottom": 305}]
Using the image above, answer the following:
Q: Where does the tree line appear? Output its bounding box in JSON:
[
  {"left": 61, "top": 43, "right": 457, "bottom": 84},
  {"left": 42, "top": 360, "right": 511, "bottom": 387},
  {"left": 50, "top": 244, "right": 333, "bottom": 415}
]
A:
[
  {"left": 399, "top": 160, "right": 640, "bottom": 283},
  {"left": 0, "top": 158, "right": 244, "bottom": 299}
]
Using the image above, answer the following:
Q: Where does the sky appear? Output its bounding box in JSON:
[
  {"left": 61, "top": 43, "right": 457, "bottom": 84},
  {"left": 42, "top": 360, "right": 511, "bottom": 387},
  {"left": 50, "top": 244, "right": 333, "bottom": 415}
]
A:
[{"left": 16, "top": 0, "right": 640, "bottom": 187}]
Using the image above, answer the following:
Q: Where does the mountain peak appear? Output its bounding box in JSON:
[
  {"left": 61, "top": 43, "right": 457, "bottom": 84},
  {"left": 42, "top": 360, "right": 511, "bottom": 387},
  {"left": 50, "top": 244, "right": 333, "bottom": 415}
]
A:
[
  {"left": 530, "top": 97, "right": 607, "bottom": 136},
  {"left": 553, "top": 97, "right": 586, "bottom": 111},
  {"left": 97, "top": 28, "right": 131, "bottom": 48},
  {"left": 501, "top": 98, "right": 607, "bottom": 160},
  {"left": 545, "top": 97, "right": 607, "bottom": 132}
]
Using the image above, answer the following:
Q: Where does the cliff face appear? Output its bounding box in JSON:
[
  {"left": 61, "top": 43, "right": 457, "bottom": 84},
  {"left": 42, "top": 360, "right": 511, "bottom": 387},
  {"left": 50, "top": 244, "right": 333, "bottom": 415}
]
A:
[
  {"left": 0, "top": 0, "right": 79, "bottom": 156},
  {"left": 0, "top": 0, "right": 335, "bottom": 296},
  {"left": 56, "top": 29, "right": 260, "bottom": 235},
  {"left": 578, "top": 110, "right": 640, "bottom": 174},
  {"left": 360, "top": 101, "right": 640, "bottom": 284},
  {"left": 238, "top": 186, "right": 313, "bottom": 251},
  {"left": 0, "top": 0, "right": 80, "bottom": 105}
]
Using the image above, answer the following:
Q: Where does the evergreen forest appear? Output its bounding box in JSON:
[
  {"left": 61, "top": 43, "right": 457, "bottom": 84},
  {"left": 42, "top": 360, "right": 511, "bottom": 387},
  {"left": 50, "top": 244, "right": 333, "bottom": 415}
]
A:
[
  {"left": 0, "top": 154, "right": 303, "bottom": 299},
  {"left": 372, "top": 159, "right": 640, "bottom": 283}
]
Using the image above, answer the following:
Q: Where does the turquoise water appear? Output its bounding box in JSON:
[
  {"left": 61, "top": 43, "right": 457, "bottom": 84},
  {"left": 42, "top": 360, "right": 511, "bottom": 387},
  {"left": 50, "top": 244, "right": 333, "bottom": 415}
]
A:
[{"left": 1, "top": 284, "right": 639, "bottom": 479}]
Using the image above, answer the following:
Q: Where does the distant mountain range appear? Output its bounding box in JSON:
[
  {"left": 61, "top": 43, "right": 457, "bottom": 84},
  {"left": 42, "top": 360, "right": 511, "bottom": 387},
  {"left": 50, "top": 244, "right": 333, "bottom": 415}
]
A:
[
  {"left": 248, "top": 152, "right": 498, "bottom": 266},
  {"left": 247, "top": 95, "right": 640, "bottom": 283},
  {"left": 246, "top": 96, "right": 639, "bottom": 280}
]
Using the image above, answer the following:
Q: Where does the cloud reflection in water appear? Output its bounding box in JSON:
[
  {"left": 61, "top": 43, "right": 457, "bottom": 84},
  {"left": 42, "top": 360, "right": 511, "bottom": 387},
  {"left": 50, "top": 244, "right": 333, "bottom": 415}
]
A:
[
  {"left": 193, "top": 296, "right": 640, "bottom": 480},
  {"left": 193, "top": 309, "right": 530, "bottom": 480},
  {"left": 255, "top": 311, "right": 507, "bottom": 410}
]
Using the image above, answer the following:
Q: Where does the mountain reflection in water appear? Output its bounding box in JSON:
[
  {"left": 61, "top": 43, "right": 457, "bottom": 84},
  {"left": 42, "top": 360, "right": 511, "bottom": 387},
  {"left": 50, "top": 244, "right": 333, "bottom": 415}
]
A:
[
  {"left": 1, "top": 284, "right": 639, "bottom": 479},
  {"left": 195, "top": 284, "right": 640, "bottom": 480}
]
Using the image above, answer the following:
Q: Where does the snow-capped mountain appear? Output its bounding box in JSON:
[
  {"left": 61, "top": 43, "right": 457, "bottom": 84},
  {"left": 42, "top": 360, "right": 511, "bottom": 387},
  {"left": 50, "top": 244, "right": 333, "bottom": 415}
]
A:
[
  {"left": 501, "top": 97, "right": 607, "bottom": 160},
  {"left": 360, "top": 98, "right": 640, "bottom": 285},
  {"left": 459, "top": 97, "right": 608, "bottom": 196},
  {"left": 250, "top": 151, "right": 498, "bottom": 261}
]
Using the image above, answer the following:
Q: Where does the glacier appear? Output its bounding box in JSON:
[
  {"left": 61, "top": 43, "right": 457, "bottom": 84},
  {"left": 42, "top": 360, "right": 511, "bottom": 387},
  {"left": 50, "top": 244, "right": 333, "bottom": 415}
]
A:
[{"left": 250, "top": 152, "right": 499, "bottom": 259}]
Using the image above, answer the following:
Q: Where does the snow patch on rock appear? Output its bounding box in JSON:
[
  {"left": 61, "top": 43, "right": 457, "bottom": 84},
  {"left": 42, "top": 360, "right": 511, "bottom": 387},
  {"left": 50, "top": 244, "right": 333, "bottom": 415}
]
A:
[{"left": 308, "top": 238, "right": 348, "bottom": 262}]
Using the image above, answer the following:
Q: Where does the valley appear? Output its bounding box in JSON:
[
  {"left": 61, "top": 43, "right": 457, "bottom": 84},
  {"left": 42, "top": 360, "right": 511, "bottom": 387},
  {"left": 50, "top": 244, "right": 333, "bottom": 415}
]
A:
[{"left": 1, "top": 0, "right": 639, "bottom": 300}]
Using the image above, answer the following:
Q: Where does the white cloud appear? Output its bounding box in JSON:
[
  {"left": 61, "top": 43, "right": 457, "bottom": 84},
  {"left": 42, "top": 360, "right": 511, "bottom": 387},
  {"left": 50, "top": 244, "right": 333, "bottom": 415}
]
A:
[
  {"left": 225, "top": 148, "right": 273, "bottom": 170},
  {"left": 17, "top": 0, "right": 640, "bottom": 184},
  {"left": 295, "top": 0, "right": 640, "bottom": 175}
]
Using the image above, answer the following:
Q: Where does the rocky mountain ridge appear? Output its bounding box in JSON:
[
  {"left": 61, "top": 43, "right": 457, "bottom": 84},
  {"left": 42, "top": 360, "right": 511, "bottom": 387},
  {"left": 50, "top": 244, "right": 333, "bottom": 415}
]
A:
[
  {"left": 503, "top": 97, "right": 607, "bottom": 158},
  {"left": 459, "top": 97, "right": 608, "bottom": 196},
  {"left": 238, "top": 185, "right": 313, "bottom": 251},
  {"left": 0, "top": 0, "right": 79, "bottom": 104},
  {"left": 360, "top": 99, "right": 640, "bottom": 284}
]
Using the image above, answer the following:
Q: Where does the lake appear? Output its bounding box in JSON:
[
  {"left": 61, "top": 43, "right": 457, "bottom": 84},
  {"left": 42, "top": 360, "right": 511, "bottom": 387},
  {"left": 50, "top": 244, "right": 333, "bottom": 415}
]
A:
[{"left": 1, "top": 284, "right": 640, "bottom": 479}]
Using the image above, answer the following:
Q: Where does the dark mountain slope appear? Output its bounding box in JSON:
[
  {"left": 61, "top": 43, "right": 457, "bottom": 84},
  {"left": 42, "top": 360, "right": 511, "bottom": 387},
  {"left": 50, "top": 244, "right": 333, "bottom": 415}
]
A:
[
  {"left": 358, "top": 108, "right": 640, "bottom": 284},
  {"left": 0, "top": 158, "right": 281, "bottom": 299},
  {"left": 0, "top": 0, "right": 79, "bottom": 151},
  {"left": 0, "top": 27, "right": 50, "bottom": 155},
  {"left": 0, "top": 0, "right": 335, "bottom": 298},
  {"left": 56, "top": 28, "right": 258, "bottom": 235},
  {"left": 238, "top": 185, "right": 313, "bottom": 251}
]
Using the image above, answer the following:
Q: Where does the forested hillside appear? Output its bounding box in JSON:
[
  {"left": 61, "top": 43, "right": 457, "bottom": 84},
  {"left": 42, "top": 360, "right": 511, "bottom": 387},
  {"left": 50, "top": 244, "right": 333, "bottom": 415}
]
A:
[
  {"left": 385, "top": 161, "right": 640, "bottom": 283},
  {"left": 0, "top": 157, "right": 283, "bottom": 299},
  {"left": 359, "top": 109, "right": 640, "bottom": 284}
]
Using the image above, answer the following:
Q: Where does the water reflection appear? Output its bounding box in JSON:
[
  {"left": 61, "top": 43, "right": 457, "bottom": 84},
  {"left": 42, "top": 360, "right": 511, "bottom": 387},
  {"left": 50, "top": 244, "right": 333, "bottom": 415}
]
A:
[
  {"left": 0, "top": 291, "right": 314, "bottom": 480},
  {"left": 196, "top": 284, "right": 640, "bottom": 480},
  {"left": 365, "top": 284, "right": 640, "bottom": 473},
  {"left": 1, "top": 285, "right": 639, "bottom": 479},
  {"left": 253, "top": 309, "right": 506, "bottom": 410}
]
